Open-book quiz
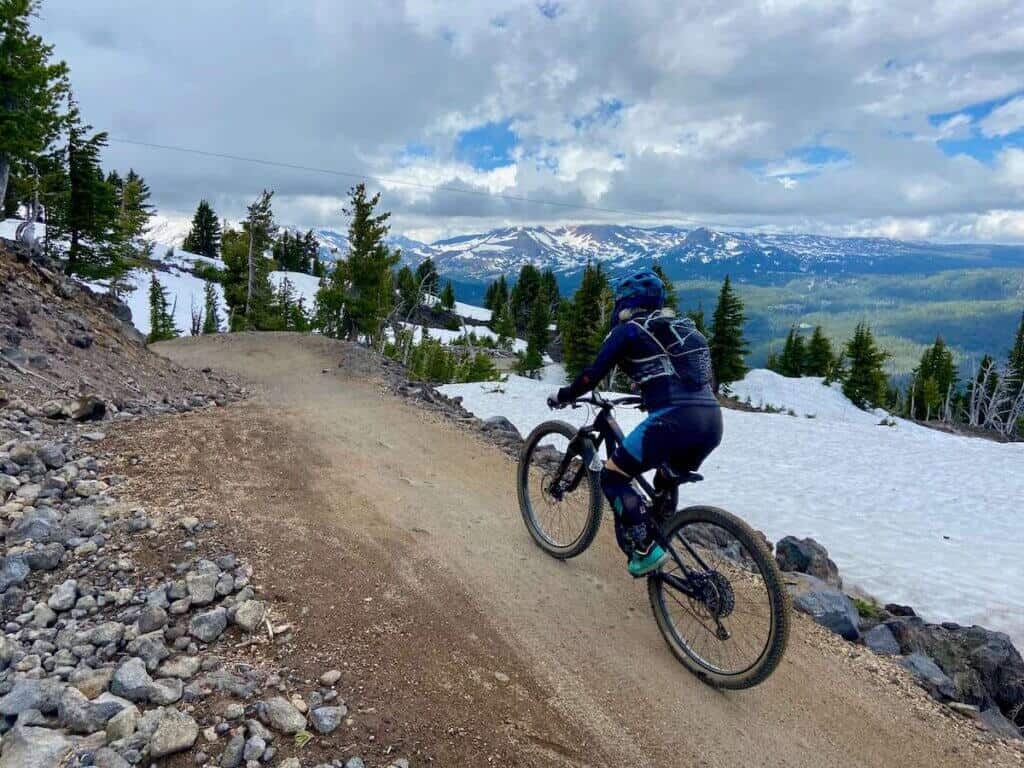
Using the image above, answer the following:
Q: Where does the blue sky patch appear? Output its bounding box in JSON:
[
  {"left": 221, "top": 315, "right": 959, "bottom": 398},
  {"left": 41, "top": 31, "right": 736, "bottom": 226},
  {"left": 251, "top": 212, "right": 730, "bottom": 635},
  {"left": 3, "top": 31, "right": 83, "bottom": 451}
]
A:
[
  {"left": 747, "top": 144, "right": 852, "bottom": 181},
  {"left": 929, "top": 91, "right": 1024, "bottom": 162},
  {"left": 573, "top": 98, "right": 624, "bottom": 131},
  {"left": 538, "top": 2, "right": 564, "bottom": 19},
  {"left": 455, "top": 120, "right": 518, "bottom": 170}
]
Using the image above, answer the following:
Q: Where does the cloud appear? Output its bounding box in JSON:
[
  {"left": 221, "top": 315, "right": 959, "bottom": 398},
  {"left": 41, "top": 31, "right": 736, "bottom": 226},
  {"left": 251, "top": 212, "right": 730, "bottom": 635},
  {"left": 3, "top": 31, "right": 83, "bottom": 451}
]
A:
[
  {"left": 29, "top": 0, "right": 1024, "bottom": 242},
  {"left": 980, "top": 96, "right": 1024, "bottom": 137}
]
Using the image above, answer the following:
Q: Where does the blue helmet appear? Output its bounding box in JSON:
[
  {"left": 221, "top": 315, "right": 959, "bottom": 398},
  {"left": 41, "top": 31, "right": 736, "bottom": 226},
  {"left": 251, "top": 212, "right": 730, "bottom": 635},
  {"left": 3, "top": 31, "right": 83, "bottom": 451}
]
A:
[{"left": 613, "top": 270, "right": 665, "bottom": 325}]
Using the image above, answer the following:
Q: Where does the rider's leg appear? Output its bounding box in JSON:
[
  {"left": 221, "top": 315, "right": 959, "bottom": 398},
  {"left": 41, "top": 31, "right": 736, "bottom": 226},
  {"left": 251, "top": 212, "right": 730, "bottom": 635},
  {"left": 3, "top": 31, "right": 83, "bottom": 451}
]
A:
[{"left": 599, "top": 458, "right": 649, "bottom": 557}]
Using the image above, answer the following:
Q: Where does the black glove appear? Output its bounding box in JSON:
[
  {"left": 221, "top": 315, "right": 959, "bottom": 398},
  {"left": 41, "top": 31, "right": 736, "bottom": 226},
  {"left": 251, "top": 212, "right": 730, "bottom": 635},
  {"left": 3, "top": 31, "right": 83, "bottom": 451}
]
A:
[{"left": 547, "top": 390, "right": 564, "bottom": 409}]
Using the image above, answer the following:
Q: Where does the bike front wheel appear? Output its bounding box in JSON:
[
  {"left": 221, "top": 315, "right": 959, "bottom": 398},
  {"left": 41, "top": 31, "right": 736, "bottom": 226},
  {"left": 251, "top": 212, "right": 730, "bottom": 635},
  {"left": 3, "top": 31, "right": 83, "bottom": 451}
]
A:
[
  {"left": 648, "top": 505, "right": 790, "bottom": 689},
  {"left": 517, "top": 420, "right": 603, "bottom": 559}
]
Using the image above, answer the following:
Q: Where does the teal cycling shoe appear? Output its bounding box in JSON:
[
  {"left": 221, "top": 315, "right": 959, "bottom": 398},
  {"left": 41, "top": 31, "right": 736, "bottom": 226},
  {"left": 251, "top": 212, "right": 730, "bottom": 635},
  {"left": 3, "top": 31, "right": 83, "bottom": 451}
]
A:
[{"left": 627, "top": 544, "right": 670, "bottom": 577}]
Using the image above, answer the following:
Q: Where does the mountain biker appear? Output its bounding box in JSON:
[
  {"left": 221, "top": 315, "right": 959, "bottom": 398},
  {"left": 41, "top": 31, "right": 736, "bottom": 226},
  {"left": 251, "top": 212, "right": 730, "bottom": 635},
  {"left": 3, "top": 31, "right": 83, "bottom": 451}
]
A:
[{"left": 547, "top": 269, "right": 723, "bottom": 576}]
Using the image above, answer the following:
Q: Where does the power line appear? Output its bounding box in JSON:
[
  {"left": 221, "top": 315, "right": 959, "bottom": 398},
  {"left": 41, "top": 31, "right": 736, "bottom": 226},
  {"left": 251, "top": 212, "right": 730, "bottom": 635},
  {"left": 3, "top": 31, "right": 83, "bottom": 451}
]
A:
[{"left": 108, "top": 136, "right": 710, "bottom": 225}]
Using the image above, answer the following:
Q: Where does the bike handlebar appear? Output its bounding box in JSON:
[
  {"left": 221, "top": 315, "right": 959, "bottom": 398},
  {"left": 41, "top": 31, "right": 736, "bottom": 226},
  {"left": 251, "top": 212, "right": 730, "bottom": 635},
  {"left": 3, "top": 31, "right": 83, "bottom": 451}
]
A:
[{"left": 569, "top": 392, "right": 642, "bottom": 409}]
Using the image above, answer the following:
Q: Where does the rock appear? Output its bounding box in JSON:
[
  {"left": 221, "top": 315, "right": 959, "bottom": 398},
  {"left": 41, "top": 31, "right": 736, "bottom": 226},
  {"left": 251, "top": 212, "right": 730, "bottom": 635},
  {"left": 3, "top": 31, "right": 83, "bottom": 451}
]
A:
[
  {"left": 66, "top": 331, "right": 94, "bottom": 349},
  {"left": 263, "top": 696, "right": 307, "bottom": 734},
  {"left": 149, "top": 708, "right": 199, "bottom": 758},
  {"left": 71, "top": 667, "right": 114, "bottom": 699},
  {"left": 186, "top": 568, "right": 219, "bottom": 606},
  {"left": 863, "top": 624, "right": 900, "bottom": 656},
  {"left": 70, "top": 395, "right": 106, "bottom": 422},
  {"left": 494, "top": 671, "right": 510, "bottom": 684},
  {"left": 243, "top": 735, "right": 266, "bottom": 761},
  {"left": 105, "top": 703, "right": 139, "bottom": 741},
  {"left": 279, "top": 759, "right": 301, "bottom": 768},
  {"left": 319, "top": 669, "right": 342, "bottom": 686},
  {"left": 31, "top": 601, "right": 57, "bottom": 628},
  {"left": 233, "top": 599, "right": 266, "bottom": 632},
  {"left": 126, "top": 630, "right": 171, "bottom": 671},
  {"left": 220, "top": 731, "right": 245, "bottom": 767},
  {"left": 189, "top": 606, "right": 228, "bottom": 643},
  {"left": 481, "top": 415, "right": 521, "bottom": 437},
  {"left": 64, "top": 506, "right": 103, "bottom": 537},
  {"left": 885, "top": 616, "right": 1024, "bottom": 716},
  {"left": 137, "top": 604, "right": 168, "bottom": 633},
  {"left": 58, "top": 685, "right": 126, "bottom": 734},
  {"left": 786, "top": 573, "right": 860, "bottom": 641},
  {"left": 223, "top": 702, "right": 245, "bottom": 720},
  {"left": 310, "top": 705, "right": 345, "bottom": 734},
  {"left": 774, "top": 536, "right": 841, "bottom": 588},
  {"left": 0, "top": 553, "right": 30, "bottom": 591},
  {"left": 0, "top": 678, "right": 65, "bottom": 715},
  {"left": 979, "top": 707, "right": 1022, "bottom": 740},
  {"left": 36, "top": 443, "right": 65, "bottom": 469},
  {"left": 8, "top": 442, "right": 38, "bottom": 466},
  {"left": 110, "top": 657, "right": 155, "bottom": 702},
  {"left": 87, "top": 621, "right": 125, "bottom": 646},
  {"left": 47, "top": 578, "right": 78, "bottom": 611},
  {"left": 25, "top": 542, "right": 64, "bottom": 571},
  {"left": 901, "top": 653, "right": 957, "bottom": 701},
  {"left": 93, "top": 747, "right": 131, "bottom": 768},
  {"left": 0, "top": 725, "right": 75, "bottom": 768},
  {"left": 75, "top": 479, "right": 106, "bottom": 497},
  {"left": 344, "top": 758, "right": 366, "bottom": 768},
  {"left": 158, "top": 655, "right": 201, "bottom": 679}
]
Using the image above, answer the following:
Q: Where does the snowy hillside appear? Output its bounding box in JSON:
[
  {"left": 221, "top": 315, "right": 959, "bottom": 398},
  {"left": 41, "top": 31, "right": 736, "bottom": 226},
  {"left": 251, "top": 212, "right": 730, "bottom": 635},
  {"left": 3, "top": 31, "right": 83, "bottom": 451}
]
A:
[
  {"left": 439, "top": 372, "right": 1024, "bottom": 648},
  {"left": 380, "top": 224, "right": 1024, "bottom": 282},
  {"left": 730, "top": 369, "right": 892, "bottom": 425}
]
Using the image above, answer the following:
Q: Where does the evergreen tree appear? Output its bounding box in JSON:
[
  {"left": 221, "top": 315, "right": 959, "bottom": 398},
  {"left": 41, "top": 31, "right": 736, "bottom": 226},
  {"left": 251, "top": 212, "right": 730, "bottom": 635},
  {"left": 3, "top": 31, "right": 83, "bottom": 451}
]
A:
[
  {"left": 315, "top": 184, "right": 399, "bottom": 343},
  {"left": 805, "top": 325, "right": 836, "bottom": 378},
  {"left": 1008, "top": 310, "right": 1024, "bottom": 397},
  {"left": 561, "top": 262, "right": 611, "bottom": 378},
  {"left": 0, "top": 0, "right": 69, "bottom": 205},
  {"left": 396, "top": 265, "right": 418, "bottom": 314},
  {"left": 108, "top": 169, "right": 154, "bottom": 273},
  {"left": 708, "top": 275, "right": 748, "bottom": 391},
  {"left": 516, "top": 299, "right": 551, "bottom": 377},
  {"left": 182, "top": 199, "right": 221, "bottom": 258},
  {"left": 415, "top": 257, "right": 439, "bottom": 296},
  {"left": 539, "top": 269, "right": 560, "bottom": 312},
  {"left": 841, "top": 322, "right": 889, "bottom": 409},
  {"left": 652, "top": 262, "right": 679, "bottom": 312},
  {"left": 439, "top": 280, "right": 456, "bottom": 311},
  {"left": 64, "top": 98, "right": 117, "bottom": 275},
  {"left": 685, "top": 303, "right": 707, "bottom": 335},
  {"left": 908, "top": 336, "right": 958, "bottom": 420},
  {"left": 244, "top": 190, "right": 275, "bottom": 322},
  {"left": 146, "top": 273, "right": 178, "bottom": 343},
  {"left": 510, "top": 264, "right": 542, "bottom": 333},
  {"left": 778, "top": 326, "right": 806, "bottom": 377},
  {"left": 201, "top": 281, "right": 220, "bottom": 334}
]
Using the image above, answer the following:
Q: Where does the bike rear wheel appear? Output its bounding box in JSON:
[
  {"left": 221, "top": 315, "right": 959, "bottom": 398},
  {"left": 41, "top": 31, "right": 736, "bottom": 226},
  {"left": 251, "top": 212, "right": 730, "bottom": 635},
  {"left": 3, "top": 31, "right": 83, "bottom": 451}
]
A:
[
  {"left": 517, "top": 420, "right": 602, "bottom": 559},
  {"left": 648, "top": 505, "right": 790, "bottom": 689}
]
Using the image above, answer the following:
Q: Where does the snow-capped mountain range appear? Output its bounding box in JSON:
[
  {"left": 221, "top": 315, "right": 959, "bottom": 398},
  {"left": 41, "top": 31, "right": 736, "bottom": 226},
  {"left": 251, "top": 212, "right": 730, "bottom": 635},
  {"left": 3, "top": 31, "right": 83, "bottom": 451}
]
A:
[
  {"left": 318, "top": 224, "right": 1024, "bottom": 284},
  {"left": 152, "top": 217, "right": 1024, "bottom": 286}
]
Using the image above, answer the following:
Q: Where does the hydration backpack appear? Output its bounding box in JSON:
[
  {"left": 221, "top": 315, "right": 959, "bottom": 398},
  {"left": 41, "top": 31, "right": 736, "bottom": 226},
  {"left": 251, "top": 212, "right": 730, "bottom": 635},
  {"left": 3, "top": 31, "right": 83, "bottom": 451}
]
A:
[{"left": 629, "top": 310, "right": 714, "bottom": 390}]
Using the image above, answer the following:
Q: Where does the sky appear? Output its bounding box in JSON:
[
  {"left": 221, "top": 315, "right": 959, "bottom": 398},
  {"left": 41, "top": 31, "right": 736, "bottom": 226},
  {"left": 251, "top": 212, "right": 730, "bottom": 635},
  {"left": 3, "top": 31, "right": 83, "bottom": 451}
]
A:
[{"left": 32, "top": 0, "right": 1024, "bottom": 244}]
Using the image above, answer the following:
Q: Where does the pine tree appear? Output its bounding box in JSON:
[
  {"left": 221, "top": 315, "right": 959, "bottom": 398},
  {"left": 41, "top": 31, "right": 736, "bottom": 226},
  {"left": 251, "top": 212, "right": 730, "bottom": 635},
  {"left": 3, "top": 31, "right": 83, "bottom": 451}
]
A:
[
  {"left": 315, "top": 184, "right": 399, "bottom": 344},
  {"left": 841, "top": 322, "right": 889, "bottom": 409},
  {"left": 1008, "top": 310, "right": 1024, "bottom": 398},
  {"left": 244, "top": 190, "right": 274, "bottom": 322},
  {"left": 108, "top": 169, "right": 154, "bottom": 278},
  {"left": 652, "top": 262, "right": 679, "bottom": 312},
  {"left": 396, "top": 265, "right": 418, "bottom": 314},
  {"left": 201, "top": 281, "right": 220, "bottom": 334},
  {"left": 0, "top": 0, "right": 69, "bottom": 205},
  {"left": 415, "top": 257, "right": 439, "bottom": 296},
  {"left": 182, "top": 199, "right": 221, "bottom": 258},
  {"left": 64, "top": 97, "right": 117, "bottom": 276},
  {"left": 708, "top": 275, "right": 748, "bottom": 391},
  {"left": 439, "top": 280, "right": 456, "bottom": 311},
  {"left": 778, "top": 326, "right": 806, "bottom": 377},
  {"left": 685, "top": 303, "right": 707, "bottom": 335},
  {"left": 510, "top": 264, "right": 542, "bottom": 334},
  {"left": 805, "top": 325, "right": 836, "bottom": 378},
  {"left": 516, "top": 299, "right": 551, "bottom": 377},
  {"left": 146, "top": 273, "right": 179, "bottom": 343},
  {"left": 908, "top": 336, "right": 958, "bottom": 420},
  {"left": 561, "top": 262, "right": 611, "bottom": 378}
]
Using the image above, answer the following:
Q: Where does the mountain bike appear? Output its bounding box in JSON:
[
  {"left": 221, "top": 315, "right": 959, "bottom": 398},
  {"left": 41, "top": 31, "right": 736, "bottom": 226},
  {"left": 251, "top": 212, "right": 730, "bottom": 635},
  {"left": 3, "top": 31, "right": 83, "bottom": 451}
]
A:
[{"left": 516, "top": 392, "right": 790, "bottom": 689}]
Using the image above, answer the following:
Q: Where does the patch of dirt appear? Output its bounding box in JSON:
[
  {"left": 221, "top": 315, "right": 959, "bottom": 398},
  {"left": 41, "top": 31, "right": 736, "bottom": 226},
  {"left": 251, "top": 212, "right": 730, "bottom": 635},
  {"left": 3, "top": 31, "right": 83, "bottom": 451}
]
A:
[{"left": 105, "top": 403, "right": 596, "bottom": 767}]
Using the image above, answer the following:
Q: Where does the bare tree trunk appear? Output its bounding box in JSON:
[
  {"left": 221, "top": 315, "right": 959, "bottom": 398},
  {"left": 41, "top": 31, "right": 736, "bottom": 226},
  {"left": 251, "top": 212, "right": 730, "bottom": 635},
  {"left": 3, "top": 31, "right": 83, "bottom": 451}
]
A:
[{"left": 0, "top": 153, "right": 9, "bottom": 211}]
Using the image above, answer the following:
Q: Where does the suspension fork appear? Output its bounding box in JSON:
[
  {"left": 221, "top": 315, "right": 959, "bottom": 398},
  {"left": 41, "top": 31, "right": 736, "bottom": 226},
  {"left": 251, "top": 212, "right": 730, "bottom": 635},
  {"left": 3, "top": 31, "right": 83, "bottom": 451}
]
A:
[{"left": 547, "top": 431, "right": 601, "bottom": 498}]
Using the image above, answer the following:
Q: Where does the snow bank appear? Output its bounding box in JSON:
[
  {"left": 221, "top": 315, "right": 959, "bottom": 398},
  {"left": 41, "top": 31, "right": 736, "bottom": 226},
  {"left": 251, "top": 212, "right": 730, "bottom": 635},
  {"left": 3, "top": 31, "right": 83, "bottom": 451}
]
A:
[
  {"left": 438, "top": 374, "right": 1024, "bottom": 648},
  {"left": 396, "top": 322, "right": 529, "bottom": 353},
  {"left": 730, "top": 369, "right": 890, "bottom": 425},
  {"left": 422, "top": 293, "right": 493, "bottom": 323}
]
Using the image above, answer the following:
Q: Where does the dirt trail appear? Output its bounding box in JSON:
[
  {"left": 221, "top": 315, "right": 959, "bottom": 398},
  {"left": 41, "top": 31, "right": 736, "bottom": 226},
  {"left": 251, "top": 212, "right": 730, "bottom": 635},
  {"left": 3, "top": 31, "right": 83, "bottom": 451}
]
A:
[{"left": 151, "top": 333, "right": 1017, "bottom": 768}]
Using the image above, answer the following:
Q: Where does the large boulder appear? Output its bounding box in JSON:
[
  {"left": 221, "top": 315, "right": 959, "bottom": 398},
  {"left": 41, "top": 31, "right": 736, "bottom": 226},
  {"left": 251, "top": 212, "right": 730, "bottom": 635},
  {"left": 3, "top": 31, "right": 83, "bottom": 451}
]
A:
[
  {"left": 774, "top": 536, "right": 841, "bottom": 588},
  {"left": 262, "top": 696, "right": 307, "bottom": 734},
  {"left": 5, "top": 508, "right": 65, "bottom": 546},
  {"left": 901, "top": 653, "right": 957, "bottom": 701},
  {"left": 786, "top": 573, "right": 860, "bottom": 641},
  {"left": 863, "top": 624, "right": 900, "bottom": 656},
  {"left": 885, "top": 616, "right": 1024, "bottom": 720},
  {"left": 0, "top": 725, "right": 75, "bottom": 768},
  {"left": 189, "top": 606, "right": 227, "bottom": 643},
  {"left": 148, "top": 707, "right": 198, "bottom": 758},
  {"left": 0, "top": 678, "right": 65, "bottom": 716},
  {"left": 0, "top": 554, "right": 30, "bottom": 592}
]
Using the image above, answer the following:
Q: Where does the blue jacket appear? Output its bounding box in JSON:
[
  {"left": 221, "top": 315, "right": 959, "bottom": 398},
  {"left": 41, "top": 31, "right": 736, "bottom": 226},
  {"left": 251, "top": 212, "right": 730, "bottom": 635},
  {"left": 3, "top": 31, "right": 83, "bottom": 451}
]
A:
[{"left": 558, "top": 313, "right": 719, "bottom": 410}]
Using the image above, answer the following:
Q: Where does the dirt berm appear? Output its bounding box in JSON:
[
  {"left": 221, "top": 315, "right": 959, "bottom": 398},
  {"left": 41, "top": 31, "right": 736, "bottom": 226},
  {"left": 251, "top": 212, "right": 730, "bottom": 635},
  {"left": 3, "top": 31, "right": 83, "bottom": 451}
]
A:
[{"left": 127, "top": 332, "right": 1020, "bottom": 767}]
